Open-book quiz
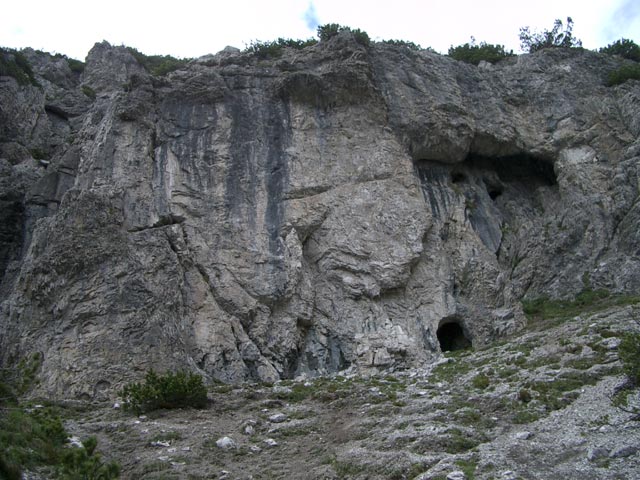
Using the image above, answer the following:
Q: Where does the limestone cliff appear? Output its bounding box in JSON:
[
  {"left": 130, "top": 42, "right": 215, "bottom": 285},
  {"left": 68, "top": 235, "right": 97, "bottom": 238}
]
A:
[{"left": 1, "top": 34, "right": 639, "bottom": 399}]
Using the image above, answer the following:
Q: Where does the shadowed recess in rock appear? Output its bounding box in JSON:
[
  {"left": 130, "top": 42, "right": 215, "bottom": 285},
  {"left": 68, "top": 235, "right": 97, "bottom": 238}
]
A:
[
  {"left": 437, "top": 321, "right": 472, "bottom": 352},
  {"left": 465, "top": 152, "right": 557, "bottom": 187}
]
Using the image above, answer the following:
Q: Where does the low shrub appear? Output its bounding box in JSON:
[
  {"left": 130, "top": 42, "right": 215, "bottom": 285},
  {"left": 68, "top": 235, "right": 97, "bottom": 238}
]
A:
[
  {"left": 119, "top": 369, "right": 208, "bottom": 414},
  {"left": 600, "top": 38, "right": 640, "bottom": 62},
  {"left": 66, "top": 57, "right": 85, "bottom": 73},
  {"left": 519, "top": 17, "right": 582, "bottom": 53},
  {"left": 382, "top": 39, "right": 422, "bottom": 51},
  {"left": 82, "top": 85, "right": 97, "bottom": 100},
  {"left": 58, "top": 436, "right": 120, "bottom": 480},
  {"left": 448, "top": 38, "right": 514, "bottom": 65},
  {"left": 125, "top": 47, "right": 190, "bottom": 76},
  {"left": 244, "top": 37, "right": 317, "bottom": 59},
  {"left": 317, "top": 24, "right": 370, "bottom": 47},
  {"left": 0, "top": 356, "right": 118, "bottom": 479},
  {"left": 607, "top": 64, "right": 640, "bottom": 86},
  {"left": 471, "top": 373, "right": 490, "bottom": 390},
  {"left": 619, "top": 332, "right": 640, "bottom": 384}
]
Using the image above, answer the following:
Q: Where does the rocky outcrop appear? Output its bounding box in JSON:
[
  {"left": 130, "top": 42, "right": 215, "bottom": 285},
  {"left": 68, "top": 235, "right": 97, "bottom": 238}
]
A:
[{"left": 1, "top": 35, "right": 639, "bottom": 398}]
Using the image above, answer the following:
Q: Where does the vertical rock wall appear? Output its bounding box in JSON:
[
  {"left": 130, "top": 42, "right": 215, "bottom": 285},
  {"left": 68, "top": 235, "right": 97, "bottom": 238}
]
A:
[{"left": 0, "top": 36, "right": 639, "bottom": 398}]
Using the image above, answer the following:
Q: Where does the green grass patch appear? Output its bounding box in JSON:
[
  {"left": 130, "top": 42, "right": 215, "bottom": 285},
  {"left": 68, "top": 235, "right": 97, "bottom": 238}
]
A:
[
  {"left": 443, "top": 428, "right": 484, "bottom": 454},
  {"left": 430, "top": 358, "right": 472, "bottom": 383},
  {"left": 455, "top": 458, "right": 478, "bottom": 480},
  {"left": 471, "top": 374, "right": 490, "bottom": 390},
  {"left": 152, "top": 431, "right": 182, "bottom": 443},
  {"left": 522, "top": 290, "right": 640, "bottom": 329},
  {"left": 512, "top": 408, "right": 540, "bottom": 424}
]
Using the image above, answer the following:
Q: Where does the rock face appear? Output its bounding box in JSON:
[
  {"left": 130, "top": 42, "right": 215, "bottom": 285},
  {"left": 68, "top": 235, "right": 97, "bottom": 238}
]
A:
[{"left": 0, "top": 36, "right": 639, "bottom": 398}]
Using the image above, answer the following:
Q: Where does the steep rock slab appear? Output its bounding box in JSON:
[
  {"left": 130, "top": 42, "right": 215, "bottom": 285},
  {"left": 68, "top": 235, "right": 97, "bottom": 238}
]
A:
[{"left": 0, "top": 36, "right": 639, "bottom": 397}]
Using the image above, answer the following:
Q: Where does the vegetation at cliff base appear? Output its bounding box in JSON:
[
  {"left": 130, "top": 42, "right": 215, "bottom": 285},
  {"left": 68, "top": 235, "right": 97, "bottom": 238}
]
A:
[
  {"left": 448, "top": 38, "right": 514, "bottom": 65},
  {"left": 620, "top": 331, "right": 640, "bottom": 385},
  {"left": 521, "top": 288, "right": 640, "bottom": 328},
  {"left": 0, "top": 47, "right": 38, "bottom": 86},
  {"left": 0, "top": 354, "right": 119, "bottom": 479},
  {"left": 519, "top": 17, "right": 582, "bottom": 53},
  {"left": 119, "top": 369, "right": 208, "bottom": 414}
]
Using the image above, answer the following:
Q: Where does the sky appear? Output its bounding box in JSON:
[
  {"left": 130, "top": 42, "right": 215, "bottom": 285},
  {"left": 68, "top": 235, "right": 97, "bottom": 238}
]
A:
[{"left": 1, "top": 0, "right": 638, "bottom": 60}]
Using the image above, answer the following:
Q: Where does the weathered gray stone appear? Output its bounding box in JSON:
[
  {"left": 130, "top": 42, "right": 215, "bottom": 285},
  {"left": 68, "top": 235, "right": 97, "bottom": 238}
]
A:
[
  {"left": 1, "top": 37, "right": 639, "bottom": 398},
  {"left": 515, "top": 431, "right": 533, "bottom": 440},
  {"left": 268, "top": 413, "right": 288, "bottom": 423},
  {"left": 609, "top": 445, "right": 639, "bottom": 458},
  {"left": 446, "top": 471, "right": 466, "bottom": 480},
  {"left": 587, "top": 446, "right": 610, "bottom": 461},
  {"left": 215, "top": 436, "right": 236, "bottom": 449}
]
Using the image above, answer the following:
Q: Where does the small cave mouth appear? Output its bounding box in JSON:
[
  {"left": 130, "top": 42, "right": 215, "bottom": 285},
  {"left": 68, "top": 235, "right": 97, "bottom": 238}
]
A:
[
  {"left": 451, "top": 172, "right": 466, "bottom": 183},
  {"left": 437, "top": 321, "right": 472, "bottom": 352},
  {"left": 487, "top": 187, "right": 502, "bottom": 200}
]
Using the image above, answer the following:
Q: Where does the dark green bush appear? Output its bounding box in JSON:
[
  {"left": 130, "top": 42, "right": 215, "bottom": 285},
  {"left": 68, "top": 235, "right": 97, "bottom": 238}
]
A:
[
  {"left": 125, "top": 47, "right": 190, "bottom": 76},
  {"left": 0, "top": 48, "right": 38, "bottom": 86},
  {"left": 317, "top": 24, "right": 370, "bottom": 46},
  {"left": 82, "top": 85, "right": 97, "bottom": 100},
  {"left": 317, "top": 23, "right": 342, "bottom": 41},
  {"left": 382, "top": 39, "right": 422, "bottom": 51},
  {"left": 119, "top": 369, "right": 208, "bottom": 414},
  {"left": 607, "top": 64, "right": 640, "bottom": 86},
  {"left": 66, "top": 57, "right": 85, "bottom": 73},
  {"left": 1, "top": 354, "right": 118, "bottom": 478},
  {"left": 519, "top": 17, "right": 582, "bottom": 53},
  {"left": 448, "top": 38, "right": 514, "bottom": 65},
  {"left": 244, "top": 37, "right": 317, "bottom": 59},
  {"left": 600, "top": 38, "right": 640, "bottom": 62},
  {"left": 619, "top": 332, "right": 640, "bottom": 385},
  {"left": 58, "top": 436, "right": 120, "bottom": 480},
  {"left": 0, "top": 352, "right": 42, "bottom": 405}
]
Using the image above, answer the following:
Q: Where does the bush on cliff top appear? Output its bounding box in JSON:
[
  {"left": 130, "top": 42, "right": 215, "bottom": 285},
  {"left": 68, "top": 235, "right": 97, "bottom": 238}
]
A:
[
  {"left": 317, "top": 24, "right": 370, "bottom": 46},
  {"left": 519, "top": 17, "right": 582, "bottom": 53},
  {"left": 448, "top": 38, "right": 514, "bottom": 65},
  {"left": 600, "top": 38, "right": 640, "bottom": 62},
  {"left": 125, "top": 47, "right": 190, "bottom": 76},
  {"left": 244, "top": 37, "right": 318, "bottom": 59},
  {"left": 119, "top": 369, "right": 208, "bottom": 415},
  {"left": 0, "top": 47, "right": 38, "bottom": 86}
]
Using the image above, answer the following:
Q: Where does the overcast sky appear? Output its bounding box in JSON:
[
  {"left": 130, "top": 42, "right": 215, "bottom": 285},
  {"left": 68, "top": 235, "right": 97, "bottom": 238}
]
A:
[{"left": 2, "top": 0, "right": 638, "bottom": 60}]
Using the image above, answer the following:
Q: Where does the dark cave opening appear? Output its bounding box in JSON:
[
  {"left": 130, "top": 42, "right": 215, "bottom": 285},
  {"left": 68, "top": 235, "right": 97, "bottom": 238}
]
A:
[
  {"left": 488, "top": 188, "right": 502, "bottom": 200},
  {"left": 451, "top": 172, "right": 466, "bottom": 183},
  {"left": 437, "top": 321, "right": 472, "bottom": 352},
  {"left": 466, "top": 153, "right": 557, "bottom": 187}
]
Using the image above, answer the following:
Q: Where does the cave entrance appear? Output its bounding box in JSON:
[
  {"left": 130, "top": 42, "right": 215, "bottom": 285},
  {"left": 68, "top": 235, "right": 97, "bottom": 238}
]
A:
[{"left": 437, "top": 321, "right": 472, "bottom": 352}]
